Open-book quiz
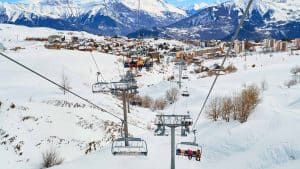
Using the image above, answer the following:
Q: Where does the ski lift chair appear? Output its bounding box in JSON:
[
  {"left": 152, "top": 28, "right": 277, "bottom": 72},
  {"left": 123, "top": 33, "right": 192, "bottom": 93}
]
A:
[
  {"left": 92, "top": 82, "right": 110, "bottom": 93},
  {"left": 183, "top": 65, "right": 188, "bottom": 71},
  {"left": 111, "top": 137, "right": 148, "bottom": 156},
  {"left": 176, "top": 142, "right": 202, "bottom": 160},
  {"left": 181, "top": 90, "right": 190, "bottom": 97},
  {"left": 182, "top": 74, "right": 189, "bottom": 79}
]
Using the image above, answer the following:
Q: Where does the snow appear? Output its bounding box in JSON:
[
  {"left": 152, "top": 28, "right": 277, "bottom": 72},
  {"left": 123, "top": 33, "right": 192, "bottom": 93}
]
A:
[
  {"left": 121, "top": 0, "right": 187, "bottom": 17},
  {"left": 193, "top": 2, "right": 209, "bottom": 11},
  {"left": 232, "top": 0, "right": 300, "bottom": 22},
  {"left": 0, "top": 0, "right": 186, "bottom": 22},
  {"left": 1, "top": 24, "right": 300, "bottom": 169}
]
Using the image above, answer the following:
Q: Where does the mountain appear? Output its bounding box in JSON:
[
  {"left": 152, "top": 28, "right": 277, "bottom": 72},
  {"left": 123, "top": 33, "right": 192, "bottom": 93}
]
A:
[
  {"left": 184, "top": 2, "right": 210, "bottom": 15},
  {"left": 1, "top": 0, "right": 299, "bottom": 40},
  {"left": 0, "top": 0, "right": 187, "bottom": 36},
  {"left": 162, "top": 0, "right": 300, "bottom": 40}
]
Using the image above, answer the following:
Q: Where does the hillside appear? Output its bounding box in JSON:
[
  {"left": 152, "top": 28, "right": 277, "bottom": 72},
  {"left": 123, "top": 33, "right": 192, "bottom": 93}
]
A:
[{"left": 0, "top": 24, "right": 300, "bottom": 169}]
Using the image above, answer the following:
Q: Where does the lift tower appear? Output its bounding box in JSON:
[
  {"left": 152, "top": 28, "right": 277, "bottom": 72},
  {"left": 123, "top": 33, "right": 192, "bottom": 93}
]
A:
[{"left": 154, "top": 114, "right": 192, "bottom": 169}]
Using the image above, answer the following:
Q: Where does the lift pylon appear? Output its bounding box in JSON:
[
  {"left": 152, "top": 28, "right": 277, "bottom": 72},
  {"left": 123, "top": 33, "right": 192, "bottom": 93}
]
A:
[
  {"left": 154, "top": 114, "right": 193, "bottom": 169},
  {"left": 111, "top": 82, "right": 147, "bottom": 156}
]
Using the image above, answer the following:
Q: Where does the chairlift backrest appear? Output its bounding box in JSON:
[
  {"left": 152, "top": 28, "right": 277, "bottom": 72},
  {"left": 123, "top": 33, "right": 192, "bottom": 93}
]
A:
[{"left": 111, "top": 137, "right": 148, "bottom": 156}]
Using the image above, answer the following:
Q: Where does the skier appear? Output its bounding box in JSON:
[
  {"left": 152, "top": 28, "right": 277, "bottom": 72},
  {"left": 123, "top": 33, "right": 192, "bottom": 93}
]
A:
[
  {"left": 187, "top": 149, "right": 193, "bottom": 160},
  {"left": 196, "top": 149, "right": 201, "bottom": 161}
]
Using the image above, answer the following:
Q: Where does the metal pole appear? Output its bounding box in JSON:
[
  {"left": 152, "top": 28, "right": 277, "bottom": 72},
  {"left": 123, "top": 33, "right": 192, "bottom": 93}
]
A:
[
  {"left": 96, "top": 73, "right": 99, "bottom": 83},
  {"left": 127, "top": 94, "right": 130, "bottom": 114},
  {"left": 178, "top": 60, "right": 182, "bottom": 89},
  {"left": 171, "top": 127, "right": 175, "bottom": 169},
  {"left": 122, "top": 90, "right": 129, "bottom": 146}
]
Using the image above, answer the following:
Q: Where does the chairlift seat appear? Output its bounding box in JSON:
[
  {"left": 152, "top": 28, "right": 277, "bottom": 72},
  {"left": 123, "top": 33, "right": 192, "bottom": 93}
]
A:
[
  {"left": 111, "top": 137, "right": 148, "bottom": 156},
  {"left": 181, "top": 91, "right": 190, "bottom": 97},
  {"left": 182, "top": 75, "right": 189, "bottom": 79},
  {"left": 92, "top": 82, "right": 110, "bottom": 93}
]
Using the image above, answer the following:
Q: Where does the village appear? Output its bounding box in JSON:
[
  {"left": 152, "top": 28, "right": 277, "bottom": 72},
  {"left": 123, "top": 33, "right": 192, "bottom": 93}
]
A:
[
  {"left": 1, "top": 32, "right": 299, "bottom": 78},
  {"left": 20, "top": 34, "right": 300, "bottom": 68}
]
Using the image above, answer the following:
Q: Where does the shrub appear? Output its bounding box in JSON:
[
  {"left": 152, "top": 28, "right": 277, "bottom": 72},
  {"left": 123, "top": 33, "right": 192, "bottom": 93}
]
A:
[
  {"left": 141, "top": 96, "right": 153, "bottom": 108},
  {"left": 152, "top": 98, "right": 167, "bottom": 110},
  {"left": 42, "top": 149, "right": 64, "bottom": 168},
  {"left": 225, "top": 64, "right": 237, "bottom": 73},
  {"left": 284, "top": 79, "right": 297, "bottom": 88},
  {"left": 165, "top": 88, "right": 179, "bottom": 104}
]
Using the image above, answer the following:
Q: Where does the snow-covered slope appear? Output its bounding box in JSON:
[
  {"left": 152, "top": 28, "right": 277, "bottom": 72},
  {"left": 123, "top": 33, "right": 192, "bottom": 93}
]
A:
[{"left": 1, "top": 24, "right": 300, "bottom": 169}]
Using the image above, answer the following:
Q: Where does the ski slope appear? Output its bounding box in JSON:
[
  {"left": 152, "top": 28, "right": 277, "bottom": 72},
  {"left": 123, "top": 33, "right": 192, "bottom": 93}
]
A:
[{"left": 0, "top": 24, "right": 300, "bottom": 169}]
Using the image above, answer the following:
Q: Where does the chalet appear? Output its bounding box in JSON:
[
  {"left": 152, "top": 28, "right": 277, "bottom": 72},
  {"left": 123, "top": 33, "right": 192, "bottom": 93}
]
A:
[
  {"left": 234, "top": 40, "right": 245, "bottom": 53},
  {"left": 194, "top": 47, "right": 224, "bottom": 57},
  {"left": 176, "top": 51, "right": 195, "bottom": 61},
  {"left": 264, "top": 39, "right": 276, "bottom": 48},
  {"left": 25, "top": 37, "right": 48, "bottom": 41},
  {"left": 275, "top": 41, "right": 288, "bottom": 51},
  {"left": 48, "top": 35, "right": 65, "bottom": 44},
  {"left": 71, "top": 36, "right": 79, "bottom": 43},
  {"left": 294, "top": 38, "right": 300, "bottom": 50}
]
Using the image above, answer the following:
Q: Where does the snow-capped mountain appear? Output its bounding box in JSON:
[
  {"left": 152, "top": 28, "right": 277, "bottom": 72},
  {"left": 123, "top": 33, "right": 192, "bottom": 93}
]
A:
[
  {"left": 162, "top": 0, "right": 300, "bottom": 40},
  {"left": 185, "top": 2, "right": 210, "bottom": 15},
  {"left": 0, "top": 0, "right": 187, "bottom": 36},
  {"left": 1, "top": 0, "right": 299, "bottom": 40}
]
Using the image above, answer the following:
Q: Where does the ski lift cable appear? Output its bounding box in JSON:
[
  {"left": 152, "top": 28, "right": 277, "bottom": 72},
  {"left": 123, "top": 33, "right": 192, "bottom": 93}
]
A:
[
  {"left": 0, "top": 52, "right": 123, "bottom": 121},
  {"left": 192, "top": 0, "right": 254, "bottom": 130},
  {"left": 90, "top": 52, "right": 106, "bottom": 82},
  {"left": 0, "top": 52, "right": 147, "bottom": 130}
]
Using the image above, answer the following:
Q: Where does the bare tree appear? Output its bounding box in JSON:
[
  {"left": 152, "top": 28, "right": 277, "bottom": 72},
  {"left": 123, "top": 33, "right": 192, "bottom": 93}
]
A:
[
  {"left": 238, "top": 85, "right": 260, "bottom": 123},
  {"left": 60, "top": 71, "right": 71, "bottom": 95},
  {"left": 220, "top": 97, "right": 233, "bottom": 122},
  {"left": 206, "top": 97, "right": 222, "bottom": 121},
  {"left": 165, "top": 88, "right": 179, "bottom": 104}
]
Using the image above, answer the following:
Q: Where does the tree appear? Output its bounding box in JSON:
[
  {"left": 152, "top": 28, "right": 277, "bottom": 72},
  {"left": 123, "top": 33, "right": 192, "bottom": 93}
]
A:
[
  {"left": 221, "top": 97, "right": 233, "bottom": 122},
  {"left": 165, "top": 88, "right": 179, "bottom": 104},
  {"left": 206, "top": 97, "right": 222, "bottom": 121},
  {"left": 60, "top": 71, "right": 71, "bottom": 95}
]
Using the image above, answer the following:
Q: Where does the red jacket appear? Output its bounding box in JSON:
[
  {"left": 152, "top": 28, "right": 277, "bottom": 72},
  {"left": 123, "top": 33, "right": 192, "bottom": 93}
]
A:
[{"left": 187, "top": 149, "right": 193, "bottom": 156}]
